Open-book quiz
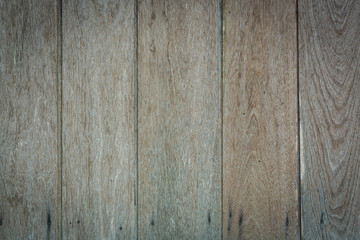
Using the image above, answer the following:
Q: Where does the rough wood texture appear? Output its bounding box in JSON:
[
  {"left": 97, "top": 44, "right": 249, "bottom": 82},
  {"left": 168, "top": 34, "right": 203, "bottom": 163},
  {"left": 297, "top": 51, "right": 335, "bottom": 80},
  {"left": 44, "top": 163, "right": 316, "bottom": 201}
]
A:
[
  {"left": 0, "top": 0, "right": 59, "bottom": 239},
  {"left": 223, "top": 0, "right": 298, "bottom": 239},
  {"left": 62, "top": 0, "right": 136, "bottom": 238},
  {"left": 300, "top": 0, "right": 360, "bottom": 239},
  {"left": 138, "top": 0, "right": 221, "bottom": 238}
]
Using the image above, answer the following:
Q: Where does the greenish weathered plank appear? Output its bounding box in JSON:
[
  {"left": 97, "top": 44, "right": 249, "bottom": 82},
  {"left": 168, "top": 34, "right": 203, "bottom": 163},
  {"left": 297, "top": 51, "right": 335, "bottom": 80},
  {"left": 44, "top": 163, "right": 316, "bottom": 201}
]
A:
[
  {"left": 300, "top": 0, "right": 360, "bottom": 239},
  {"left": 138, "top": 0, "right": 221, "bottom": 239},
  {"left": 62, "top": 0, "right": 136, "bottom": 238},
  {"left": 0, "top": 0, "right": 59, "bottom": 239}
]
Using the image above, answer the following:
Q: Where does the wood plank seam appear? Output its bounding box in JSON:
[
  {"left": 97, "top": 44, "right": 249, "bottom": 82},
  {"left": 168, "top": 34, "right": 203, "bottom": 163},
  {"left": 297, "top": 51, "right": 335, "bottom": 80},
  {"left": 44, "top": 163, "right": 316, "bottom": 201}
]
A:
[
  {"left": 56, "top": 0, "right": 63, "bottom": 239},
  {"left": 296, "top": 0, "right": 302, "bottom": 239},
  {"left": 135, "top": 0, "right": 139, "bottom": 239},
  {"left": 218, "top": 0, "right": 224, "bottom": 239}
]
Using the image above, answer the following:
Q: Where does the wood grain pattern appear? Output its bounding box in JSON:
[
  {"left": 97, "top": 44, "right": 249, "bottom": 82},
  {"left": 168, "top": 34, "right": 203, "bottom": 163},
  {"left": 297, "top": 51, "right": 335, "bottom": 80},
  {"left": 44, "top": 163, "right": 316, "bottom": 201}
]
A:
[
  {"left": 223, "top": 0, "right": 298, "bottom": 239},
  {"left": 62, "top": 0, "right": 136, "bottom": 238},
  {"left": 299, "top": 0, "right": 360, "bottom": 239},
  {"left": 138, "top": 0, "right": 221, "bottom": 238},
  {"left": 0, "top": 0, "right": 59, "bottom": 239}
]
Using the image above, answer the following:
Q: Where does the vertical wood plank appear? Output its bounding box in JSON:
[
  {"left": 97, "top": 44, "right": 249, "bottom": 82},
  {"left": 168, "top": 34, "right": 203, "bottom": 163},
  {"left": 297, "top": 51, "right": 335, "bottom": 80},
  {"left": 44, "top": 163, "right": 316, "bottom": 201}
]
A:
[
  {"left": 138, "top": 0, "right": 221, "bottom": 238},
  {"left": 300, "top": 0, "right": 360, "bottom": 239},
  {"left": 0, "top": 0, "right": 59, "bottom": 239},
  {"left": 223, "top": 0, "right": 298, "bottom": 239},
  {"left": 62, "top": 0, "right": 136, "bottom": 238}
]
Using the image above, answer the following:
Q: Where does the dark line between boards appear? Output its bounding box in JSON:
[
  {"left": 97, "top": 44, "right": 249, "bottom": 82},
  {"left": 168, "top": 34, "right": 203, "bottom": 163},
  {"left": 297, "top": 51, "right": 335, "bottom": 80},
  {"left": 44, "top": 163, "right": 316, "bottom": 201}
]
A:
[
  {"left": 219, "top": 0, "right": 224, "bottom": 239},
  {"left": 135, "top": 0, "right": 139, "bottom": 239},
  {"left": 296, "top": 0, "right": 302, "bottom": 239},
  {"left": 56, "top": 0, "right": 63, "bottom": 239}
]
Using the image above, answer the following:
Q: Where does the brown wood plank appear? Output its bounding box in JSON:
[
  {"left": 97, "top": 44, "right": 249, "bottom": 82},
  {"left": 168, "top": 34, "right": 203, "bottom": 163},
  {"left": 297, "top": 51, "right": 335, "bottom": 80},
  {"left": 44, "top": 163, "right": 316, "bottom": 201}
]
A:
[
  {"left": 0, "top": 0, "right": 59, "bottom": 239},
  {"left": 138, "top": 0, "right": 221, "bottom": 238},
  {"left": 62, "top": 0, "right": 136, "bottom": 238},
  {"left": 299, "top": 0, "right": 360, "bottom": 239},
  {"left": 223, "top": 0, "right": 298, "bottom": 239}
]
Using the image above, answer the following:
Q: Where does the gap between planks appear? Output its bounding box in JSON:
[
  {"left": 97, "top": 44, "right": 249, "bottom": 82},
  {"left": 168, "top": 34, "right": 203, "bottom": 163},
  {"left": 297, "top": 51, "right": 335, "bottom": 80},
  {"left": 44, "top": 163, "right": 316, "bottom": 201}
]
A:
[
  {"left": 56, "top": 0, "right": 63, "bottom": 239},
  {"left": 296, "top": 0, "right": 302, "bottom": 239},
  {"left": 135, "top": 0, "right": 139, "bottom": 239},
  {"left": 218, "top": 0, "right": 224, "bottom": 239}
]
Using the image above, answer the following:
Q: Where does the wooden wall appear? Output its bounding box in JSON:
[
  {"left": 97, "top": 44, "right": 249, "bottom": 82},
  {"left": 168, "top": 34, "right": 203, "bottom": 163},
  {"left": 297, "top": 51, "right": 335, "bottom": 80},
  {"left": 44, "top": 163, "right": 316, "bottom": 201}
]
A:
[{"left": 0, "top": 0, "right": 359, "bottom": 239}]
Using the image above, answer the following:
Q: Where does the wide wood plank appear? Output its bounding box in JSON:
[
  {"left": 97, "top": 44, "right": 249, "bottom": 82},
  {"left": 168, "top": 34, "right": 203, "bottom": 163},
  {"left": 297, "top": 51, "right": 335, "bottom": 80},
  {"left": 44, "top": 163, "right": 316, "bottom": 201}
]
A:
[
  {"left": 62, "top": 0, "right": 136, "bottom": 238},
  {"left": 138, "top": 0, "right": 221, "bottom": 238},
  {"left": 223, "top": 0, "right": 298, "bottom": 239},
  {"left": 0, "top": 0, "right": 59, "bottom": 239},
  {"left": 299, "top": 0, "right": 360, "bottom": 239}
]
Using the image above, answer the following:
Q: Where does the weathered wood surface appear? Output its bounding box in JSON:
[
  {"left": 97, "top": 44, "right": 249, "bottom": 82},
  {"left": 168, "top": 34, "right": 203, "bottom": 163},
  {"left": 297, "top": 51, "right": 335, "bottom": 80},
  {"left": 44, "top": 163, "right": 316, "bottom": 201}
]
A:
[
  {"left": 0, "top": 0, "right": 59, "bottom": 239},
  {"left": 138, "top": 0, "right": 221, "bottom": 238},
  {"left": 299, "top": 0, "right": 360, "bottom": 239},
  {"left": 2, "top": 0, "right": 360, "bottom": 239},
  {"left": 62, "top": 0, "right": 136, "bottom": 239},
  {"left": 223, "top": 0, "right": 298, "bottom": 239}
]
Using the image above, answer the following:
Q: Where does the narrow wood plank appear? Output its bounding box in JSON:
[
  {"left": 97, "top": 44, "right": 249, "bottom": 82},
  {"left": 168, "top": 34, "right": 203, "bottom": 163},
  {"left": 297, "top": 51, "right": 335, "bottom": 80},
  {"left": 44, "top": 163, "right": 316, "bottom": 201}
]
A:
[
  {"left": 0, "top": 0, "right": 59, "bottom": 239},
  {"left": 223, "top": 0, "right": 298, "bottom": 239},
  {"left": 62, "top": 0, "right": 136, "bottom": 238},
  {"left": 138, "top": 0, "right": 221, "bottom": 238},
  {"left": 300, "top": 0, "right": 360, "bottom": 239}
]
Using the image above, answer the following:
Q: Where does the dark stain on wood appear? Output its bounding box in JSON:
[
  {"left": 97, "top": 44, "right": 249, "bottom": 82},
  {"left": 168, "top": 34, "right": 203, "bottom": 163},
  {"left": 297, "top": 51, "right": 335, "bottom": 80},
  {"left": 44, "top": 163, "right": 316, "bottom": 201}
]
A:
[
  {"left": 47, "top": 209, "right": 51, "bottom": 240},
  {"left": 320, "top": 212, "right": 324, "bottom": 225},
  {"left": 119, "top": 226, "right": 122, "bottom": 230},
  {"left": 238, "top": 214, "right": 243, "bottom": 227},
  {"left": 228, "top": 207, "right": 232, "bottom": 231},
  {"left": 238, "top": 213, "right": 243, "bottom": 237},
  {"left": 0, "top": 215, "right": 2, "bottom": 226},
  {"left": 227, "top": 217, "right": 231, "bottom": 231},
  {"left": 151, "top": 219, "right": 155, "bottom": 226},
  {"left": 285, "top": 212, "right": 289, "bottom": 239},
  {"left": 77, "top": 219, "right": 80, "bottom": 224},
  {"left": 208, "top": 212, "right": 211, "bottom": 224},
  {"left": 47, "top": 210, "right": 51, "bottom": 228}
]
